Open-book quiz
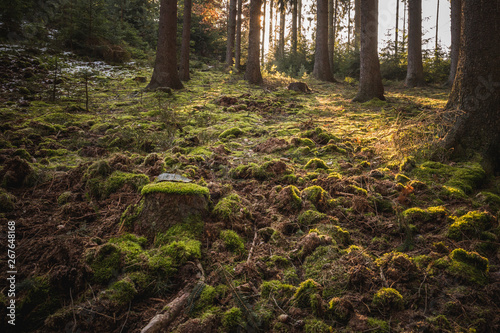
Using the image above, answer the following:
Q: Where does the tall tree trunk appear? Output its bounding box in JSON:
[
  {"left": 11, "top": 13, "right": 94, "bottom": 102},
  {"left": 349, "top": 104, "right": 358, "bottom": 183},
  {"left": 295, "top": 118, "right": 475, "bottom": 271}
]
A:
[
  {"left": 353, "top": 0, "right": 384, "bottom": 102},
  {"left": 179, "top": 0, "right": 192, "bottom": 81},
  {"left": 328, "top": 0, "right": 334, "bottom": 70},
  {"left": 395, "top": 0, "right": 399, "bottom": 58},
  {"left": 405, "top": 0, "right": 425, "bottom": 87},
  {"left": 435, "top": 0, "right": 439, "bottom": 55},
  {"left": 235, "top": 0, "right": 243, "bottom": 70},
  {"left": 347, "top": 4, "right": 351, "bottom": 51},
  {"left": 245, "top": 0, "right": 263, "bottom": 84},
  {"left": 147, "top": 0, "right": 183, "bottom": 90},
  {"left": 279, "top": 4, "right": 285, "bottom": 58},
  {"left": 298, "top": 0, "right": 302, "bottom": 41},
  {"left": 261, "top": 0, "right": 267, "bottom": 63},
  {"left": 313, "top": 0, "right": 335, "bottom": 82},
  {"left": 292, "top": 0, "right": 298, "bottom": 55},
  {"left": 354, "top": 0, "right": 360, "bottom": 52},
  {"left": 444, "top": 0, "right": 500, "bottom": 173},
  {"left": 402, "top": 0, "right": 406, "bottom": 53},
  {"left": 269, "top": 0, "right": 274, "bottom": 50},
  {"left": 226, "top": 0, "right": 237, "bottom": 67},
  {"left": 446, "top": 0, "right": 461, "bottom": 86}
]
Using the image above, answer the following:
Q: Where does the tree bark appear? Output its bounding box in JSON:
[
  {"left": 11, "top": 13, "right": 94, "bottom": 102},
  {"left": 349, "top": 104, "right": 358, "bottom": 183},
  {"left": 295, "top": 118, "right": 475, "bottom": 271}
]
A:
[
  {"left": 147, "top": 0, "right": 183, "bottom": 90},
  {"left": 395, "top": 0, "right": 399, "bottom": 58},
  {"left": 292, "top": 0, "right": 298, "bottom": 55},
  {"left": 235, "top": 0, "right": 243, "bottom": 70},
  {"left": 434, "top": 0, "right": 439, "bottom": 54},
  {"left": 261, "top": 0, "right": 267, "bottom": 63},
  {"left": 269, "top": 0, "right": 274, "bottom": 50},
  {"left": 298, "top": 0, "right": 302, "bottom": 41},
  {"left": 405, "top": 0, "right": 425, "bottom": 87},
  {"left": 446, "top": 0, "right": 461, "bottom": 86},
  {"left": 245, "top": 0, "right": 263, "bottom": 84},
  {"left": 328, "top": 0, "right": 334, "bottom": 71},
  {"left": 352, "top": 0, "right": 384, "bottom": 102},
  {"left": 313, "top": 0, "right": 335, "bottom": 82},
  {"left": 179, "top": 0, "right": 192, "bottom": 81},
  {"left": 226, "top": 0, "right": 237, "bottom": 67},
  {"left": 354, "top": 0, "right": 360, "bottom": 52},
  {"left": 443, "top": 0, "right": 500, "bottom": 174},
  {"left": 279, "top": 3, "right": 285, "bottom": 59}
]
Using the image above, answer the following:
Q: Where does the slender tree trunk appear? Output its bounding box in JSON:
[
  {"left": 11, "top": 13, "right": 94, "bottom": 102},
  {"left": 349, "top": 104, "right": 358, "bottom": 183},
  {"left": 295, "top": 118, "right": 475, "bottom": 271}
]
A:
[
  {"left": 328, "top": 0, "right": 334, "bottom": 69},
  {"left": 235, "top": 0, "right": 243, "bottom": 70},
  {"left": 292, "top": 0, "right": 298, "bottom": 55},
  {"left": 226, "top": 0, "right": 237, "bottom": 67},
  {"left": 245, "top": 0, "right": 263, "bottom": 84},
  {"left": 353, "top": 0, "right": 384, "bottom": 102},
  {"left": 179, "top": 0, "right": 192, "bottom": 81},
  {"left": 147, "top": 0, "right": 183, "bottom": 90},
  {"left": 262, "top": 0, "right": 267, "bottom": 63},
  {"left": 446, "top": 0, "right": 461, "bottom": 86},
  {"left": 347, "top": 3, "right": 351, "bottom": 51},
  {"left": 354, "top": 0, "right": 360, "bottom": 52},
  {"left": 435, "top": 0, "right": 439, "bottom": 55},
  {"left": 313, "top": 0, "right": 335, "bottom": 82},
  {"left": 444, "top": 0, "right": 500, "bottom": 173},
  {"left": 269, "top": 0, "right": 274, "bottom": 50},
  {"left": 402, "top": 0, "right": 406, "bottom": 53},
  {"left": 405, "top": 0, "right": 425, "bottom": 87},
  {"left": 298, "top": 0, "right": 302, "bottom": 41},
  {"left": 395, "top": 0, "right": 399, "bottom": 58},
  {"left": 279, "top": 4, "right": 285, "bottom": 58}
]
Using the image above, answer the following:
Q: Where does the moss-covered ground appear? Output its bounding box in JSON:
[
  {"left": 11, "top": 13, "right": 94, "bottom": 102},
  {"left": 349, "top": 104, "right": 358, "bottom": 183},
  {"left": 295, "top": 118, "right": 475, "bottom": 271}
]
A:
[{"left": 0, "top": 47, "right": 499, "bottom": 332}]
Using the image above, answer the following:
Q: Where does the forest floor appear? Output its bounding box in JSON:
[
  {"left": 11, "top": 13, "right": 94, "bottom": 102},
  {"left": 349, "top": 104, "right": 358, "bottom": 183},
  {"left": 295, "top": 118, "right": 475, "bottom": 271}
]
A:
[{"left": 0, "top": 46, "right": 499, "bottom": 333}]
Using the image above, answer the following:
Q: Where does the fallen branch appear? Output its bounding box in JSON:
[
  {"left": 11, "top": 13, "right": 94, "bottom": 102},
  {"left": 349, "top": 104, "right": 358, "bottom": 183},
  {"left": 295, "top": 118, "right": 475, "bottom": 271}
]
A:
[
  {"left": 140, "top": 287, "right": 190, "bottom": 333},
  {"left": 246, "top": 228, "right": 258, "bottom": 263}
]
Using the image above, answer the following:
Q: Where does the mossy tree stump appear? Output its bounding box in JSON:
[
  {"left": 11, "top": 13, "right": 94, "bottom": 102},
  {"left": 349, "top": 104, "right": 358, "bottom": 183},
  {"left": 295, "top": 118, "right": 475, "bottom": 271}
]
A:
[{"left": 135, "top": 182, "right": 210, "bottom": 239}]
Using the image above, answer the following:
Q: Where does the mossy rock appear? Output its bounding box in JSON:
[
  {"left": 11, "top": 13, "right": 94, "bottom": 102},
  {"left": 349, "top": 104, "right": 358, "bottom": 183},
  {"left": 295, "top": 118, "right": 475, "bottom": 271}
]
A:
[
  {"left": 292, "top": 279, "right": 323, "bottom": 309},
  {"left": 220, "top": 230, "right": 245, "bottom": 254},
  {"left": 447, "top": 248, "right": 489, "bottom": 285},
  {"left": 302, "top": 185, "right": 333, "bottom": 212},
  {"left": 298, "top": 210, "right": 327, "bottom": 227},
  {"left": 0, "top": 187, "right": 17, "bottom": 212},
  {"left": 213, "top": 193, "right": 249, "bottom": 221},
  {"left": 219, "top": 127, "right": 243, "bottom": 140},
  {"left": 402, "top": 206, "right": 448, "bottom": 224},
  {"left": 104, "top": 276, "right": 138, "bottom": 305},
  {"left": 447, "top": 211, "right": 495, "bottom": 241},
  {"left": 372, "top": 287, "right": 404, "bottom": 313},
  {"left": 292, "top": 137, "right": 316, "bottom": 148},
  {"left": 134, "top": 182, "right": 209, "bottom": 239},
  {"left": 327, "top": 297, "right": 354, "bottom": 323},
  {"left": 275, "top": 185, "right": 302, "bottom": 212},
  {"left": 305, "top": 158, "right": 329, "bottom": 170},
  {"left": 222, "top": 307, "right": 244, "bottom": 330}
]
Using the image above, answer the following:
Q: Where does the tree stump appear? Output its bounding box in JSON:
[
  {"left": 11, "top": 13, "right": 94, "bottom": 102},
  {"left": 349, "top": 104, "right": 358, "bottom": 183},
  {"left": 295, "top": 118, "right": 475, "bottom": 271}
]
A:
[{"left": 134, "top": 182, "right": 210, "bottom": 239}]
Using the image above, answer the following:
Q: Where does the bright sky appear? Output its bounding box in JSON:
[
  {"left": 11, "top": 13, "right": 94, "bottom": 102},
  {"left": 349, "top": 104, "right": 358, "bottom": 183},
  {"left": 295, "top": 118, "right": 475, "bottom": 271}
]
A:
[{"left": 262, "top": 0, "right": 452, "bottom": 56}]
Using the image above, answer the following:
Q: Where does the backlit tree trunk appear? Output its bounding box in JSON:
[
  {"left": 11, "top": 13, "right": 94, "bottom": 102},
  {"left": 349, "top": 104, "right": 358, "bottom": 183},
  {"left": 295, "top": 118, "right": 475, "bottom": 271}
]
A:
[
  {"left": 354, "top": 0, "right": 360, "bottom": 52},
  {"left": 261, "top": 0, "right": 266, "bottom": 63},
  {"left": 226, "top": 0, "right": 237, "bottom": 67},
  {"left": 292, "top": 0, "right": 298, "bottom": 56},
  {"left": 313, "top": 0, "right": 335, "bottom": 82},
  {"left": 147, "top": 0, "right": 183, "bottom": 90},
  {"left": 446, "top": 0, "right": 461, "bottom": 86},
  {"left": 245, "top": 0, "right": 263, "bottom": 84},
  {"left": 328, "top": 0, "right": 334, "bottom": 70},
  {"left": 443, "top": 0, "right": 500, "bottom": 174},
  {"left": 353, "top": 0, "right": 384, "bottom": 102},
  {"left": 405, "top": 0, "right": 425, "bottom": 87},
  {"left": 395, "top": 0, "right": 399, "bottom": 58},
  {"left": 235, "top": 0, "right": 243, "bottom": 70},
  {"left": 279, "top": 3, "right": 285, "bottom": 58},
  {"left": 269, "top": 0, "right": 274, "bottom": 50},
  {"left": 179, "top": 0, "right": 192, "bottom": 81}
]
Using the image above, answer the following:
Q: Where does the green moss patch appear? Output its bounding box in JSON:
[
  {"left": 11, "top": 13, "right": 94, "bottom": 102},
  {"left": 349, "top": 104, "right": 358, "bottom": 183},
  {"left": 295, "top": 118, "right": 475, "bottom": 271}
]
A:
[
  {"left": 372, "top": 287, "right": 404, "bottom": 312},
  {"left": 298, "top": 210, "right": 327, "bottom": 227},
  {"left": 305, "top": 158, "right": 329, "bottom": 170},
  {"left": 275, "top": 185, "right": 302, "bottom": 211},
  {"left": 141, "top": 182, "right": 209, "bottom": 196},
  {"left": 447, "top": 211, "right": 495, "bottom": 241},
  {"left": 302, "top": 185, "right": 333, "bottom": 212},
  {"left": 448, "top": 248, "right": 489, "bottom": 285},
  {"left": 220, "top": 230, "right": 245, "bottom": 254},
  {"left": 219, "top": 127, "right": 243, "bottom": 140},
  {"left": 292, "top": 279, "right": 323, "bottom": 309}
]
